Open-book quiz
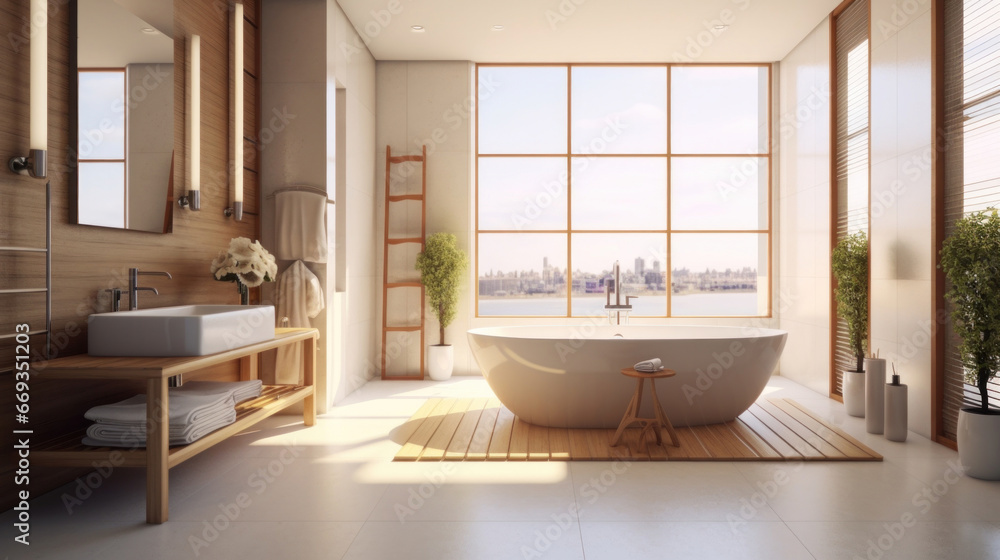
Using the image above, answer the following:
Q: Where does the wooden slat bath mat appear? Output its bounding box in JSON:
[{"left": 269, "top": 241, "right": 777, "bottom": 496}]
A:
[{"left": 393, "top": 398, "right": 882, "bottom": 462}]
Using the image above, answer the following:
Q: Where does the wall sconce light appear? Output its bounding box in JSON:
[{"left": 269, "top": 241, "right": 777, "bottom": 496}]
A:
[
  {"left": 178, "top": 35, "right": 201, "bottom": 210},
  {"left": 8, "top": 0, "right": 47, "bottom": 179},
  {"left": 224, "top": 2, "right": 244, "bottom": 221}
]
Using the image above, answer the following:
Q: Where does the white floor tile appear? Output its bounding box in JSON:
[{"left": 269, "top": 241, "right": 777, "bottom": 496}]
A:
[
  {"left": 788, "top": 521, "right": 1000, "bottom": 560},
  {"left": 168, "top": 459, "right": 387, "bottom": 523},
  {"left": 342, "top": 521, "right": 586, "bottom": 560},
  {"left": 734, "top": 461, "right": 982, "bottom": 522},
  {"left": 367, "top": 461, "right": 578, "bottom": 522},
  {"left": 580, "top": 521, "right": 816, "bottom": 560},
  {"left": 92, "top": 521, "right": 363, "bottom": 560},
  {"left": 570, "top": 462, "right": 781, "bottom": 522}
]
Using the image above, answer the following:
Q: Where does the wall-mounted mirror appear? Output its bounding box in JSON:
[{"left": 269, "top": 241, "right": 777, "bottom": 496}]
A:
[{"left": 72, "top": 0, "right": 175, "bottom": 233}]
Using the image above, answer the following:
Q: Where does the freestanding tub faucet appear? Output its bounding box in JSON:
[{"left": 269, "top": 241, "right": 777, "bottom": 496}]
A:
[
  {"left": 128, "top": 268, "right": 172, "bottom": 310},
  {"left": 604, "top": 260, "right": 637, "bottom": 325}
]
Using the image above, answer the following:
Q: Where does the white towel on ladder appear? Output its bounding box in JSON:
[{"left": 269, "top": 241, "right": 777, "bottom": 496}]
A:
[
  {"left": 275, "top": 260, "right": 325, "bottom": 384},
  {"left": 275, "top": 190, "right": 328, "bottom": 263}
]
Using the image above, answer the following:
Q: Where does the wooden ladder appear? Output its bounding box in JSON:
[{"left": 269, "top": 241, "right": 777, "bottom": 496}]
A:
[{"left": 381, "top": 145, "right": 426, "bottom": 380}]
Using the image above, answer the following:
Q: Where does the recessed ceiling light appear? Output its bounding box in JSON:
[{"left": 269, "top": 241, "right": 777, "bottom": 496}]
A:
[
  {"left": 141, "top": 27, "right": 158, "bottom": 34},
  {"left": 492, "top": 25, "right": 504, "bottom": 31},
  {"left": 411, "top": 25, "right": 425, "bottom": 32},
  {"left": 714, "top": 24, "right": 728, "bottom": 30}
]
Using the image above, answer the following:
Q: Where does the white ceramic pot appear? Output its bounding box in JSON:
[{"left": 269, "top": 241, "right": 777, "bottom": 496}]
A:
[
  {"left": 843, "top": 370, "right": 866, "bottom": 418},
  {"left": 428, "top": 345, "right": 454, "bottom": 381},
  {"left": 958, "top": 408, "right": 1000, "bottom": 480}
]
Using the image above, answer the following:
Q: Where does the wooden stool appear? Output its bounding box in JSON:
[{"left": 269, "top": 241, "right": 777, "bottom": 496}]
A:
[{"left": 611, "top": 367, "right": 680, "bottom": 451}]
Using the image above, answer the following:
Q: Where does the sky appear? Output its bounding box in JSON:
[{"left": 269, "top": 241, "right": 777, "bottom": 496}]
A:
[{"left": 477, "top": 64, "right": 769, "bottom": 275}]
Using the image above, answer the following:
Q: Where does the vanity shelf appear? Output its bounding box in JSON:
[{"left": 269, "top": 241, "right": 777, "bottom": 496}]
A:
[{"left": 32, "top": 328, "right": 318, "bottom": 523}]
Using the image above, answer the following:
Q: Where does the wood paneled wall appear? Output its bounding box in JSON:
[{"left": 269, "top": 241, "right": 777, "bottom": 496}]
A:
[{"left": 0, "top": 0, "right": 261, "bottom": 511}]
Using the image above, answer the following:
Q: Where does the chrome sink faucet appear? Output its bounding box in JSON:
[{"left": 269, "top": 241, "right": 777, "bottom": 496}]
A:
[
  {"left": 128, "top": 268, "right": 172, "bottom": 310},
  {"left": 604, "top": 260, "right": 638, "bottom": 325}
]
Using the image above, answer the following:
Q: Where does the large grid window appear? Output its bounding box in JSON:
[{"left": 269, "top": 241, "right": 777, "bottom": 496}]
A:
[
  {"left": 939, "top": 0, "right": 1000, "bottom": 440},
  {"left": 830, "top": 0, "right": 870, "bottom": 397},
  {"left": 476, "top": 64, "right": 771, "bottom": 318},
  {"left": 77, "top": 68, "right": 127, "bottom": 229}
]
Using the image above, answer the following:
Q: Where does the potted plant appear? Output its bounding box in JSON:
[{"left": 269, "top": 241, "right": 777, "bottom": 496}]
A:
[
  {"left": 832, "top": 231, "right": 869, "bottom": 417},
  {"left": 416, "top": 233, "right": 468, "bottom": 381},
  {"left": 940, "top": 209, "right": 1000, "bottom": 479}
]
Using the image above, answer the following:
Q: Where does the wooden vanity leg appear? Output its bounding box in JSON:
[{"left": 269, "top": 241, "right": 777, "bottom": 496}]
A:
[
  {"left": 303, "top": 336, "right": 316, "bottom": 426},
  {"left": 239, "top": 352, "right": 259, "bottom": 381},
  {"left": 146, "top": 377, "right": 169, "bottom": 523}
]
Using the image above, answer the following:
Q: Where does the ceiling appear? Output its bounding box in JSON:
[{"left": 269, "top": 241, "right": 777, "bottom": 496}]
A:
[{"left": 337, "top": 0, "right": 841, "bottom": 63}]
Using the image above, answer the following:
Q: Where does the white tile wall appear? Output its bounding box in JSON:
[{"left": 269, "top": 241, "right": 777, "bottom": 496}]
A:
[
  {"left": 778, "top": 18, "right": 833, "bottom": 396},
  {"left": 869, "top": 0, "right": 934, "bottom": 438},
  {"left": 262, "top": 0, "right": 378, "bottom": 408}
]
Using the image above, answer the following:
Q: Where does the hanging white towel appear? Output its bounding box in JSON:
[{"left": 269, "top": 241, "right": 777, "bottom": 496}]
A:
[
  {"left": 275, "top": 260, "right": 325, "bottom": 384},
  {"left": 275, "top": 190, "right": 328, "bottom": 263}
]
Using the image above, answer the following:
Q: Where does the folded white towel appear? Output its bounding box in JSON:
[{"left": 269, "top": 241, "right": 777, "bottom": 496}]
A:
[
  {"left": 633, "top": 358, "right": 664, "bottom": 372},
  {"left": 83, "top": 410, "right": 237, "bottom": 447},
  {"left": 85, "top": 391, "right": 235, "bottom": 426},
  {"left": 176, "top": 380, "right": 262, "bottom": 404},
  {"left": 275, "top": 190, "right": 328, "bottom": 263}
]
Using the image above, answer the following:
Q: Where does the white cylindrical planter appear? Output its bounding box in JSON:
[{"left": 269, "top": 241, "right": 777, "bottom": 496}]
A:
[
  {"left": 864, "top": 358, "right": 886, "bottom": 434},
  {"left": 843, "top": 370, "right": 866, "bottom": 417},
  {"left": 884, "top": 382, "right": 908, "bottom": 442},
  {"left": 958, "top": 409, "right": 1000, "bottom": 480},
  {"left": 428, "top": 345, "right": 454, "bottom": 381}
]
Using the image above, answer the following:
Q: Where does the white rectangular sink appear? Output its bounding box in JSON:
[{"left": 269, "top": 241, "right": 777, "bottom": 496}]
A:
[{"left": 88, "top": 305, "right": 276, "bottom": 357}]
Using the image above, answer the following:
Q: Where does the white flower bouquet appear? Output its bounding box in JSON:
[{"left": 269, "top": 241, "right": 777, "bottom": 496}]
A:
[{"left": 210, "top": 237, "right": 278, "bottom": 289}]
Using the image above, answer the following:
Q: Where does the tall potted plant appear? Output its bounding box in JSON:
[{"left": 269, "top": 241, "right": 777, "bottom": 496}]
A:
[
  {"left": 416, "top": 233, "right": 468, "bottom": 381},
  {"left": 940, "top": 209, "right": 1000, "bottom": 479},
  {"left": 832, "top": 231, "right": 869, "bottom": 417}
]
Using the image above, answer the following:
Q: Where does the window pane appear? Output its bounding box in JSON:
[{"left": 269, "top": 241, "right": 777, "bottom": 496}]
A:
[
  {"left": 479, "top": 157, "right": 567, "bottom": 230},
  {"left": 671, "top": 157, "right": 768, "bottom": 230},
  {"left": 570, "top": 233, "right": 667, "bottom": 316},
  {"left": 671, "top": 233, "right": 767, "bottom": 316},
  {"left": 478, "top": 234, "right": 567, "bottom": 316},
  {"left": 671, "top": 66, "right": 768, "bottom": 154},
  {"left": 571, "top": 66, "right": 667, "bottom": 154},
  {"left": 963, "top": 1, "right": 1000, "bottom": 103},
  {"left": 78, "top": 72, "right": 125, "bottom": 160},
  {"left": 78, "top": 162, "right": 125, "bottom": 228},
  {"left": 571, "top": 157, "right": 666, "bottom": 230},
  {"left": 479, "top": 66, "right": 567, "bottom": 154},
  {"left": 846, "top": 42, "right": 869, "bottom": 136},
  {"left": 962, "top": 95, "right": 1000, "bottom": 212}
]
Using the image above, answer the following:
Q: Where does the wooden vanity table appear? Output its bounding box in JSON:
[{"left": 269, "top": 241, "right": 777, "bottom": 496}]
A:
[{"left": 33, "top": 328, "right": 318, "bottom": 523}]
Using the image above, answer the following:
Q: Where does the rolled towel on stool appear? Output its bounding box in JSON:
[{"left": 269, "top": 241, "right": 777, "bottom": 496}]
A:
[{"left": 633, "top": 358, "right": 664, "bottom": 372}]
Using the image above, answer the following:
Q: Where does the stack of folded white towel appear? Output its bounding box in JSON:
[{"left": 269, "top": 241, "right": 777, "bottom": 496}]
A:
[
  {"left": 82, "top": 380, "right": 263, "bottom": 448},
  {"left": 633, "top": 358, "right": 664, "bottom": 372}
]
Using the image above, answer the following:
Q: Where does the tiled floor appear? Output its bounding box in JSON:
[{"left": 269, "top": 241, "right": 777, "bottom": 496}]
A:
[{"left": 3, "top": 376, "right": 1000, "bottom": 559}]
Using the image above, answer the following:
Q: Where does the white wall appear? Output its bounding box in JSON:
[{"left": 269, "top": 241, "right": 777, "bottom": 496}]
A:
[
  {"left": 262, "top": 0, "right": 377, "bottom": 408},
  {"left": 777, "top": 19, "right": 833, "bottom": 396},
  {"left": 869, "top": 0, "right": 934, "bottom": 438},
  {"left": 777, "top": 0, "right": 935, "bottom": 438},
  {"left": 376, "top": 62, "right": 781, "bottom": 379},
  {"left": 376, "top": 61, "right": 476, "bottom": 376}
]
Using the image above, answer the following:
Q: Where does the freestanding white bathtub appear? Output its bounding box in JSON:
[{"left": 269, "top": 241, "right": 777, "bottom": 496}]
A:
[{"left": 468, "top": 325, "right": 787, "bottom": 428}]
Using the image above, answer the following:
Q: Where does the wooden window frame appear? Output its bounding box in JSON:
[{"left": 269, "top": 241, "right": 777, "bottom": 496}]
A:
[
  {"left": 474, "top": 63, "right": 773, "bottom": 319},
  {"left": 828, "top": 0, "right": 871, "bottom": 401}
]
